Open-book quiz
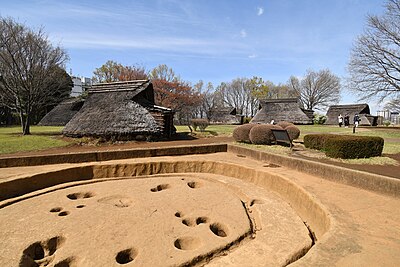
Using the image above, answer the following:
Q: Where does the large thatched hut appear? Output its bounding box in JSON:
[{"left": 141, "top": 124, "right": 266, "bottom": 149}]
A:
[
  {"left": 63, "top": 80, "right": 175, "bottom": 139},
  {"left": 250, "top": 98, "right": 313, "bottom": 124},
  {"left": 38, "top": 98, "right": 84, "bottom": 126},
  {"left": 325, "top": 104, "right": 377, "bottom": 126}
]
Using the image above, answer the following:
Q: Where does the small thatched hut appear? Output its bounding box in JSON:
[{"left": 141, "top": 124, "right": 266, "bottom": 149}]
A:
[
  {"left": 250, "top": 98, "right": 313, "bottom": 124},
  {"left": 63, "top": 80, "right": 175, "bottom": 139},
  {"left": 325, "top": 104, "right": 377, "bottom": 126},
  {"left": 209, "top": 107, "right": 244, "bottom": 124},
  {"left": 38, "top": 98, "right": 84, "bottom": 126}
]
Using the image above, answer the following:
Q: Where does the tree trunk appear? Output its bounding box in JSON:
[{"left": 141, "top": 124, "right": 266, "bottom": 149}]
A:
[
  {"left": 22, "top": 113, "right": 31, "bottom": 135},
  {"left": 18, "top": 110, "right": 25, "bottom": 132}
]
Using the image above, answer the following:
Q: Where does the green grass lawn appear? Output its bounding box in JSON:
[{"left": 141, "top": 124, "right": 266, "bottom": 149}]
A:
[
  {"left": 181, "top": 124, "right": 400, "bottom": 156},
  {"left": 0, "top": 126, "right": 68, "bottom": 154},
  {"left": 175, "top": 124, "right": 236, "bottom": 137},
  {"left": 1, "top": 124, "right": 399, "bottom": 156},
  {"left": 236, "top": 141, "right": 399, "bottom": 166},
  {"left": 297, "top": 124, "right": 351, "bottom": 135},
  {"left": 296, "top": 125, "right": 400, "bottom": 138},
  {"left": 296, "top": 125, "right": 400, "bottom": 154}
]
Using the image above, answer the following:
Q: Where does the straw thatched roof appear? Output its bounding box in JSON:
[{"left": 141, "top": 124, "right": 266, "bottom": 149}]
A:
[
  {"left": 209, "top": 107, "right": 243, "bottom": 124},
  {"left": 62, "top": 80, "right": 174, "bottom": 138},
  {"left": 325, "top": 104, "right": 372, "bottom": 125},
  {"left": 250, "top": 98, "right": 313, "bottom": 124},
  {"left": 38, "top": 98, "right": 84, "bottom": 126}
]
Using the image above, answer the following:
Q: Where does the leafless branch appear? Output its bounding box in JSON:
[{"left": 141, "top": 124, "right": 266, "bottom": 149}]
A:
[
  {"left": 348, "top": 0, "right": 400, "bottom": 103},
  {"left": 288, "top": 69, "right": 341, "bottom": 110}
]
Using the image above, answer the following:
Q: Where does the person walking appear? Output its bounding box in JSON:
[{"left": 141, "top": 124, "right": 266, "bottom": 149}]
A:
[
  {"left": 338, "top": 114, "right": 343, "bottom": 127},
  {"left": 344, "top": 114, "right": 350, "bottom": 128},
  {"left": 354, "top": 114, "right": 360, "bottom": 127}
]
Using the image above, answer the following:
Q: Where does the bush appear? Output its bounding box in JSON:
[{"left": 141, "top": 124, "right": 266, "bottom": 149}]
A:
[
  {"left": 277, "top": 121, "right": 294, "bottom": 129},
  {"left": 249, "top": 124, "right": 283, "bottom": 145},
  {"left": 383, "top": 120, "right": 391, "bottom": 127},
  {"left": 313, "top": 114, "right": 327, "bottom": 125},
  {"left": 304, "top": 134, "right": 338, "bottom": 150},
  {"left": 285, "top": 125, "right": 300, "bottom": 141},
  {"left": 324, "top": 135, "right": 384, "bottom": 159},
  {"left": 304, "top": 134, "right": 384, "bottom": 159},
  {"left": 233, "top": 124, "right": 256, "bottom": 143},
  {"left": 190, "top": 119, "right": 209, "bottom": 132}
]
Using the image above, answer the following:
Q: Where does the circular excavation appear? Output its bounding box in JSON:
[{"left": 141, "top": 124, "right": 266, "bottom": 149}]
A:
[{"left": 0, "top": 173, "right": 313, "bottom": 266}]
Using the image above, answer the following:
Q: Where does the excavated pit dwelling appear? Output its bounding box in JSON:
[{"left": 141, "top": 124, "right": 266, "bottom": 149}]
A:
[{"left": 0, "top": 152, "right": 334, "bottom": 267}]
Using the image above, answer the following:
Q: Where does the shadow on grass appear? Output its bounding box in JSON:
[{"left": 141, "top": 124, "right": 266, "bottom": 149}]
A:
[
  {"left": 10, "top": 131, "right": 62, "bottom": 136},
  {"left": 204, "top": 130, "right": 218, "bottom": 136},
  {"left": 32, "top": 132, "right": 63, "bottom": 136},
  {"left": 186, "top": 130, "right": 219, "bottom": 137}
]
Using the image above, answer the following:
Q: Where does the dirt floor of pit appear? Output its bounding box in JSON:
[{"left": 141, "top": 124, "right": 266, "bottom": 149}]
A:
[
  {"left": 0, "top": 173, "right": 312, "bottom": 267},
  {"left": 0, "top": 152, "right": 400, "bottom": 266}
]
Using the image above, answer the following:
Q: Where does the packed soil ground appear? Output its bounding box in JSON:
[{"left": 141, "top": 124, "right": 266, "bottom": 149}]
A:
[
  {"left": 0, "top": 173, "right": 311, "bottom": 266},
  {"left": 1, "top": 133, "right": 399, "bottom": 179},
  {"left": 1, "top": 152, "right": 399, "bottom": 266}
]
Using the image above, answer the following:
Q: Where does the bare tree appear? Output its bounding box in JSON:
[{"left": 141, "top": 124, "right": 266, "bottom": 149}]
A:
[
  {"left": 217, "top": 77, "right": 267, "bottom": 117},
  {"left": 289, "top": 69, "right": 341, "bottom": 110},
  {"left": 348, "top": 0, "right": 400, "bottom": 102},
  {"left": 0, "top": 17, "right": 70, "bottom": 134},
  {"left": 149, "top": 64, "right": 180, "bottom": 82},
  {"left": 198, "top": 82, "right": 225, "bottom": 120},
  {"left": 92, "top": 60, "right": 148, "bottom": 83},
  {"left": 385, "top": 98, "right": 400, "bottom": 112},
  {"left": 266, "top": 82, "right": 297, "bottom": 99},
  {"left": 219, "top": 78, "right": 254, "bottom": 117}
]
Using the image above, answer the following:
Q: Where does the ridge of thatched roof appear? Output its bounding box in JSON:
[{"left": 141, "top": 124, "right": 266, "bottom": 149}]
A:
[
  {"left": 62, "top": 80, "right": 168, "bottom": 138},
  {"left": 325, "top": 103, "right": 371, "bottom": 124},
  {"left": 327, "top": 103, "right": 370, "bottom": 112},
  {"left": 259, "top": 98, "right": 299, "bottom": 104},
  {"left": 38, "top": 97, "right": 84, "bottom": 126},
  {"left": 89, "top": 80, "right": 150, "bottom": 94},
  {"left": 251, "top": 98, "right": 313, "bottom": 124}
]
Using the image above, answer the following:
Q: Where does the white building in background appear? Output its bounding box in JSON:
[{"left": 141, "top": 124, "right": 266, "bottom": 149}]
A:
[
  {"left": 377, "top": 110, "right": 400, "bottom": 124},
  {"left": 377, "top": 110, "right": 390, "bottom": 120},
  {"left": 392, "top": 112, "right": 400, "bottom": 124},
  {"left": 71, "top": 76, "right": 92, "bottom": 97}
]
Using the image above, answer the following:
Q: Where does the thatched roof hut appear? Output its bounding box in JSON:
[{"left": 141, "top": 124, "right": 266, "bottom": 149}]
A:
[
  {"left": 250, "top": 98, "right": 313, "bottom": 124},
  {"left": 63, "top": 80, "right": 175, "bottom": 139},
  {"left": 209, "top": 107, "right": 243, "bottom": 124},
  {"left": 325, "top": 104, "right": 377, "bottom": 126},
  {"left": 38, "top": 98, "right": 84, "bottom": 126}
]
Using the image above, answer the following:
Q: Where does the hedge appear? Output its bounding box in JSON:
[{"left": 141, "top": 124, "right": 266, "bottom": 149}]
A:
[
  {"left": 303, "top": 134, "right": 338, "bottom": 150},
  {"left": 249, "top": 124, "right": 283, "bottom": 145},
  {"left": 324, "top": 135, "right": 384, "bottom": 159},
  {"left": 277, "top": 121, "right": 294, "bottom": 129},
  {"left": 304, "top": 134, "right": 384, "bottom": 159},
  {"left": 285, "top": 125, "right": 300, "bottom": 141},
  {"left": 233, "top": 124, "right": 256, "bottom": 143},
  {"left": 190, "top": 119, "right": 209, "bottom": 132}
]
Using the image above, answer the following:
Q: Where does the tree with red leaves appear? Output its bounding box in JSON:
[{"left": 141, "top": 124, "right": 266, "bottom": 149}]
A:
[{"left": 152, "top": 79, "right": 203, "bottom": 124}]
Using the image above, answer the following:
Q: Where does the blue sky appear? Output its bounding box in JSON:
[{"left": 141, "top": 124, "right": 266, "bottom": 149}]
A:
[{"left": 0, "top": 0, "right": 386, "bottom": 113}]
